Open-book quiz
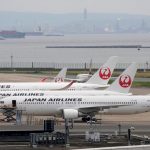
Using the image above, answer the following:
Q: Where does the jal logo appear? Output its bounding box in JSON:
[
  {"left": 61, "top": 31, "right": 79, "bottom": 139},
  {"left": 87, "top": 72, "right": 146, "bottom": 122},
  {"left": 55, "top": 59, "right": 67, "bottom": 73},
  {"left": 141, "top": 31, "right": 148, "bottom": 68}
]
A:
[
  {"left": 55, "top": 77, "right": 63, "bottom": 82},
  {"left": 119, "top": 75, "right": 132, "bottom": 88},
  {"left": 99, "top": 67, "right": 111, "bottom": 80}
]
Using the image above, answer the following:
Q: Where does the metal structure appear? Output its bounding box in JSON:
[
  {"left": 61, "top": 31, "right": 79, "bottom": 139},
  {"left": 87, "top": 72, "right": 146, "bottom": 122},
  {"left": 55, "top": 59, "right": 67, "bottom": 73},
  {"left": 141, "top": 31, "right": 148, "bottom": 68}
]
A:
[
  {"left": 0, "top": 107, "right": 16, "bottom": 122},
  {"left": 0, "top": 100, "right": 23, "bottom": 123},
  {"left": 128, "top": 127, "right": 135, "bottom": 145},
  {"left": 30, "top": 132, "right": 66, "bottom": 147}
]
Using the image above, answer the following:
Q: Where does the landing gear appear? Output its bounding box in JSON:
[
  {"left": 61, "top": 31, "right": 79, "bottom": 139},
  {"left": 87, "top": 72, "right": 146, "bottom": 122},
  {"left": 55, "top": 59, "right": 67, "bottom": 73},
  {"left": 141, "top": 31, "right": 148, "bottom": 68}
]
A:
[
  {"left": 82, "top": 116, "right": 90, "bottom": 122},
  {"left": 82, "top": 116, "right": 97, "bottom": 123}
]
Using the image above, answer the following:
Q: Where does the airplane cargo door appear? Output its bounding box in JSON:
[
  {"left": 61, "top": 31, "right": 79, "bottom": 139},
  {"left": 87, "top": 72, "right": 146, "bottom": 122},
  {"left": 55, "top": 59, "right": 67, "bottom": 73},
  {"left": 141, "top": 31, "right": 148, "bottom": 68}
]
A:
[{"left": 12, "top": 100, "right": 16, "bottom": 107}]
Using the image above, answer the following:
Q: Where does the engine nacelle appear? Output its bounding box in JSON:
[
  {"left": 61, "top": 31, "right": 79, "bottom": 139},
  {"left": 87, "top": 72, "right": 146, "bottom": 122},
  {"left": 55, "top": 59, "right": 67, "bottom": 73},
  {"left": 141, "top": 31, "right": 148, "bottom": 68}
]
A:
[{"left": 63, "top": 109, "right": 79, "bottom": 119}]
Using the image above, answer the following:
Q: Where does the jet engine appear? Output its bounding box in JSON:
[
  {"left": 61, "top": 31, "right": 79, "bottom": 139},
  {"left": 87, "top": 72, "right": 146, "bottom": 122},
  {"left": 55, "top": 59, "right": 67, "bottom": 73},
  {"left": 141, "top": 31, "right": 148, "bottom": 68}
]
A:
[{"left": 63, "top": 109, "right": 80, "bottom": 119}]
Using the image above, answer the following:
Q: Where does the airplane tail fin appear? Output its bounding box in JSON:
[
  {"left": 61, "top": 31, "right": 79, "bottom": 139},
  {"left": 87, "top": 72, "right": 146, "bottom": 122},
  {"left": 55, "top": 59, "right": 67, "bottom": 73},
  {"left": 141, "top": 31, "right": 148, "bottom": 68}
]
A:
[
  {"left": 52, "top": 67, "right": 67, "bottom": 82},
  {"left": 41, "top": 68, "right": 67, "bottom": 82},
  {"left": 86, "top": 56, "right": 118, "bottom": 85},
  {"left": 106, "top": 62, "right": 137, "bottom": 93}
]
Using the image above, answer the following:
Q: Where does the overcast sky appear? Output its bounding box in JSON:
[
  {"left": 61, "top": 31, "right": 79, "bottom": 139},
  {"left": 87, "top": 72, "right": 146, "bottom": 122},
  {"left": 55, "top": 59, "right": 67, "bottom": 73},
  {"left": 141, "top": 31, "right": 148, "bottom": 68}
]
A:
[{"left": 0, "top": 0, "right": 150, "bottom": 15}]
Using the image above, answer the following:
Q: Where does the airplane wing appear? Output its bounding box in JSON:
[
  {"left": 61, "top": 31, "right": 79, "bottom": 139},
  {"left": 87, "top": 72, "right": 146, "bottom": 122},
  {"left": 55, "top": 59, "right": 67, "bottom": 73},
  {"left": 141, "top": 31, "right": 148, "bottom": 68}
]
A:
[
  {"left": 42, "top": 78, "right": 76, "bottom": 91},
  {"left": 41, "top": 77, "right": 86, "bottom": 83},
  {"left": 41, "top": 76, "right": 63, "bottom": 82},
  {"left": 41, "top": 77, "right": 48, "bottom": 82},
  {"left": 78, "top": 104, "right": 128, "bottom": 114},
  {"left": 63, "top": 78, "right": 85, "bottom": 82},
  {"left": 57, "top": 80, "right": 76, "bottom": 90},
  {"left": 61, "top": 103, "right": 131, "bottom": 119}
]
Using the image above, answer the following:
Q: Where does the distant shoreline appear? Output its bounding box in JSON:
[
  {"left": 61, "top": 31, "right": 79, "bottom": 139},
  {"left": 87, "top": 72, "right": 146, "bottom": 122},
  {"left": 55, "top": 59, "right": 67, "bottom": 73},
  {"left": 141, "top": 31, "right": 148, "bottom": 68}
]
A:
[{"left": 46, "top": 45, "right": 143, "bottom": 48}]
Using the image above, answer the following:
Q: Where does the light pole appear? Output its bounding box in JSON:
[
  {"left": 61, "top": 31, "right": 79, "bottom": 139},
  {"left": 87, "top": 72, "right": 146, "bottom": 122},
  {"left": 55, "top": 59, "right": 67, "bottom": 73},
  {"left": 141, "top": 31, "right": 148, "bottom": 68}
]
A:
[
  {"left": 10, "top": 54, "right": 13, "bottom": 69},
  {"left": 146, "top": 61, "right": 149, "bottom": 71}
]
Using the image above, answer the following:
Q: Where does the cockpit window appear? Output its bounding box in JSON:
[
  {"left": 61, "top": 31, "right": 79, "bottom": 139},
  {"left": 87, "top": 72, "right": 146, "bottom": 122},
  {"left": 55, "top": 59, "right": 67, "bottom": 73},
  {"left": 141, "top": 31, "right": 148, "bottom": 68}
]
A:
[{"left": 0, "top": 101, "right": 4, "bottom": 104}]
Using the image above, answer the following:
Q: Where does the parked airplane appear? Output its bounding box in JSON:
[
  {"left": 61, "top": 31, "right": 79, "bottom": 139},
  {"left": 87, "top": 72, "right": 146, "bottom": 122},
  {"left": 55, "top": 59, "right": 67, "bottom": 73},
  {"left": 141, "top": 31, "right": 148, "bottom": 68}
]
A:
[
  {"left": 41, "top": 67, "right": 67, "bottom": 82},
  {"left": 0, "top": 56, "right": 118, "bottom": 91},
  {"left": 76, "top": 58, "right": 93, "bottom": 82},
  {"left": 76, "top": 74, "right": 92, "bottom": 82},
  {"left": 65, "top": 56, "right": 118, "bottom": 84},
  {"left": 0, "top": 62, "right": 137, "bottom": 99},
  {"left": 1, "top": 95, "right": 150, "bottom": 122}
]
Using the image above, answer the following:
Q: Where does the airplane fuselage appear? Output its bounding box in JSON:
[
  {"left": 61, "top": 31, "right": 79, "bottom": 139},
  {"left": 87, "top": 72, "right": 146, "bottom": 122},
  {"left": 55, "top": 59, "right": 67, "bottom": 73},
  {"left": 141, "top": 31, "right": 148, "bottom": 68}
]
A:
[
  {"left": 0, "top": 90, "right": 131, "bottom": 100},
  {"left": 1, "top": 95, "right": 150, "bottom": 116},
  {"left": 0, "top": 82, "right": 108, "bottom": 91}
]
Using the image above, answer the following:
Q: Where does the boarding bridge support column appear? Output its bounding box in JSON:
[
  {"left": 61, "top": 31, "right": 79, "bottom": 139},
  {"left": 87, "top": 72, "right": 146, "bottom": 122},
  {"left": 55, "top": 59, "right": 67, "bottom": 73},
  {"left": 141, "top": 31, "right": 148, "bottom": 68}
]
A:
[
  {"left": 65, "top": 119, "right": 70, "bottom": 147},
  {"left": 16, "top": 109, "right": 23, "bottom": 125},
  {"left": 118, "top": 123, "right": 121, "bottom": 135}
]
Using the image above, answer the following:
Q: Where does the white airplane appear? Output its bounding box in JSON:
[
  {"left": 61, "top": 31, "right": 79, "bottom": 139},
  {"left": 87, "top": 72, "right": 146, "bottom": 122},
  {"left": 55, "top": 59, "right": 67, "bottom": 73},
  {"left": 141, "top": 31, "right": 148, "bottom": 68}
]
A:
[
  {"left": 66, "top": 56, "right": 118, "bottom": 84},
  {"left": 41, "top": 67, "right": 67, "bottom": 82},
  {"left": 0, "top": 62, "right": 137, "bottom": 99},
  {"left": 76, "top": 58, "right": 93, "bottom": 82},
  {"left": 1, "top": 95, "right": 150, "bottom": 122},
  {"left": 0, "top": 56, "right": 118, "bottom": 91},
  {"left": 76, "top": 74, "right": 92, "bottom": 82}
]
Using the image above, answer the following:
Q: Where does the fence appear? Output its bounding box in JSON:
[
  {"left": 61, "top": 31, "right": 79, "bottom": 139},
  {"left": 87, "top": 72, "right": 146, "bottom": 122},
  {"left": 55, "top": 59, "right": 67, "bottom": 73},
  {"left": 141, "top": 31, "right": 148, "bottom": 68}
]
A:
[{"left": 0, "top": 62, "right": 149, "bottom": 70}]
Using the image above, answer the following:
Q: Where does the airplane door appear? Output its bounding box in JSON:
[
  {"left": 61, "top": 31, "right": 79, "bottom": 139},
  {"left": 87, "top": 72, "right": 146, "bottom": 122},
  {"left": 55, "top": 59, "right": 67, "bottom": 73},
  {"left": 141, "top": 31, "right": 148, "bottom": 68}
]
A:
[{"left": 12, "top": 100, "right": 16, "bottom": 107}]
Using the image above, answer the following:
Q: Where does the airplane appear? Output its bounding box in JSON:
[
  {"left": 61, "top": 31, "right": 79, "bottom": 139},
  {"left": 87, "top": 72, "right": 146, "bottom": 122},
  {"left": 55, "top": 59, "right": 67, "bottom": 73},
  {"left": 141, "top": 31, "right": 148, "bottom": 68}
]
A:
[
  {"left": 41, "top": 67, "right": 67, "bottom": 82},
  {"left": 1, "top": 94, "right": 150, "bottom": 122},
  {"left": 63, "top": 56, "right": 118, "bottom": 83},
  {"left": 76, "top": 58, "right": 93, "bottom": 82},
  {"left": 76, "top": 73, "right": 92, "bottom": 82},
  {"left": 0, "top": 56, "right": 118, "bottom": 91},
  {"left": 0, "top": 62, "right": 137, "bottom": 99}
]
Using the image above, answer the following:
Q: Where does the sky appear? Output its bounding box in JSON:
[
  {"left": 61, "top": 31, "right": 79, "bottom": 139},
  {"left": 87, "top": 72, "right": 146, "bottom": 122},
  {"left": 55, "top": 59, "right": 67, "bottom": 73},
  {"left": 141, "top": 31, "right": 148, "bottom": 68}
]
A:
[{"left": 0, "top": 0, "right": 150, "bottom": 16}]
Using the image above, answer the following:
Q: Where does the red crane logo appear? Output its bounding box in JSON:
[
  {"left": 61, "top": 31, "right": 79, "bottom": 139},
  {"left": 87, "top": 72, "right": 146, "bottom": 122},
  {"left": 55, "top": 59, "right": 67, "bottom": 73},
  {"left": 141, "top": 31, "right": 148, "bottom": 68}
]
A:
[
  {"left": 119, "top": 75, "right": 132, "bottom": 88},
  {"left": 99, "top": 67, "right": 111, "bottom": 80}
]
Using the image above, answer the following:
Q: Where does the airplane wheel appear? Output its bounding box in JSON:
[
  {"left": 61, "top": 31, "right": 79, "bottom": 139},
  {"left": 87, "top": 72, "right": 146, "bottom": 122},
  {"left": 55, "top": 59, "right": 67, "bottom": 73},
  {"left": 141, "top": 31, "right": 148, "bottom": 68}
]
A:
[{"left": 92, "top": 117, "right": 97, "bottom": 122}]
